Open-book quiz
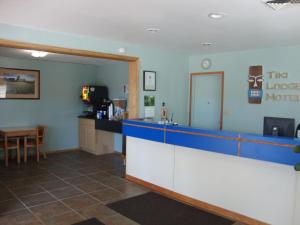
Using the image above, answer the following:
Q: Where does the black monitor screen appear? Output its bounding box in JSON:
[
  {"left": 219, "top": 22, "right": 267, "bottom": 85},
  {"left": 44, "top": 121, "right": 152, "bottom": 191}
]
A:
[{"left": 263, "top": 117, "right": 295, "bottom": 138}]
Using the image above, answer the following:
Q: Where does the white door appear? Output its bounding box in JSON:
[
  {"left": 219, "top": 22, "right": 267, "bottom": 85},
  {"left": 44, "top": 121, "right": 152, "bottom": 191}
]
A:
[{"left": 191, "top": 74, "right": 222, "bottom": 130}]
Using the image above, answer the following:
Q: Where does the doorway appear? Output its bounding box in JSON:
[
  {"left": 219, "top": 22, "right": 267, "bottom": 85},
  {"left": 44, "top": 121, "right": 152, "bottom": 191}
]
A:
[
  {"left": 189, "top": 71, "right": 224, "bottom": 130},
  {"left": 0, "top": 38, "right": 139, "bottom": 118}
]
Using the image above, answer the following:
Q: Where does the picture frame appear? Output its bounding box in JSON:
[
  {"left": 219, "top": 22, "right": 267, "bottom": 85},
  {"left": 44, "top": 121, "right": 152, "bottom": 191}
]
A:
[
  {"left": 0, "top": 67, "right": 40, "bottom": 99},
  {"left": 143, "top": 71, "right": 156, "bottom": 91}
]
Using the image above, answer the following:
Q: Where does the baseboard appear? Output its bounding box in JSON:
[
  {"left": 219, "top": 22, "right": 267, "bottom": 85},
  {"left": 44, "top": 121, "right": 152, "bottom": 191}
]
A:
[
  {"left": 126, "top": 174, "right": 269, "bottom": 225},
  {"left": 45, "top": 148, "right": 80, "bottom": 154}
]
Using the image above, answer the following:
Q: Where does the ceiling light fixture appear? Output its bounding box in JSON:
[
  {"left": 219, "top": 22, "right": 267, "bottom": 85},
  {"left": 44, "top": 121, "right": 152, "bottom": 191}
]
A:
[
  {"left": 208, "top": 13, "right": 225, "bottom": 19},
  {"left": 146, "top": 28, "right": 160, "bottom": 33},
  {"left": 201, "top": 42, "right": 213, "bottom": 47},
  {"left": 27, "top": 50, "right": 48, "bottom": 58},
  {"left": 118, "top": 48, "right": 126, "bottom": 54}
]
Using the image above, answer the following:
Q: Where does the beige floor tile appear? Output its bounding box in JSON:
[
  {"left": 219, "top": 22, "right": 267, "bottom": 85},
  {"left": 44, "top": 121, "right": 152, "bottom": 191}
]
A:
[
  {"left": 42, "top": 211, "right": 84, "bottom": 225},
  {"left": 0, "top": 188, "right": 15, "bottom": 202},
  {"left": 76, "top": 181, "right": 107, "bottom": 193},
  {"left": 0, "top": 209, "right": 40, "bottom": 225},
  {"left": 99, "top": 176, "right": 129, "bottom": 188},
  {"left": 90, "top": 188, "right": 125, "bottom": 204},
  {"left": 39, "top": 180, "right": 70, "bottom": 191},
  {"left": 62, "top": 194, "right": 99, "bottom": 211},
  {"left": 113, "top": 182, "right": 149, "bottom": 198},
  {"left": 101, "top": 214, "right": 140, "bottom": 225},
  {"left": 0, "top": 198, "right": 25, "bottom": 215},
  {"left": 30, "top": 201, "right": 71, "bottom": 220},
  {"left": 49, "top": 186, "right": 83, "bottom": 199},
  {"left": 11, "top": 185, "right": 45, "bottom": 197},
  {"left": 20, "top": 192, "right": 56, "bottom": 207},
  {"left": 77, "top": 203, "right": 117, "bottom": 220},
  {"left": 63, "top": 176, "right": 93, "bottom": 185}
]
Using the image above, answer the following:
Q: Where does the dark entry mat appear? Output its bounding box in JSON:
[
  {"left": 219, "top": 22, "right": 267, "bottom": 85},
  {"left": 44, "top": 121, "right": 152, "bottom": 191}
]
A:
[
  {"left": 72, "top": 218, "right": 106, "bottom": 225},
  {"left": 107, "top": 192, "right": 235, "bottom": 225}
]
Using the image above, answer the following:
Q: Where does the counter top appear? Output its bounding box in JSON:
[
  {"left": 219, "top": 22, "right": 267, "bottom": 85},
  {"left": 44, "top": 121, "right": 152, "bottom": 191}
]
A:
[{"left": 124, "top": 119, "right": 300, "bottom": 144}]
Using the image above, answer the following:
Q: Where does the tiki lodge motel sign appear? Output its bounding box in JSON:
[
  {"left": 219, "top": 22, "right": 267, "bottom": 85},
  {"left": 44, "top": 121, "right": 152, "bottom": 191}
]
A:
[
  {"left": 265, "top": 71, "right": 300, "bottom": 102},
  {"left": 248, "top": 67, "right": 300, "bottom": 104}
]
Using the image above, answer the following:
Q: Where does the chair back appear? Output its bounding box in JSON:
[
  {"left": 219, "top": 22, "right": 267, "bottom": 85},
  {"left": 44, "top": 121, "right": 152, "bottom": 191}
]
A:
[{"left": 37, "top": 125, "right": 46, "bottom": 145}]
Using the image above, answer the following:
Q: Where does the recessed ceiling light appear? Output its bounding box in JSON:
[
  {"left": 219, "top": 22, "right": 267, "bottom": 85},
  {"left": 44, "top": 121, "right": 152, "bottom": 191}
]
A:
[
  {"left": 26, "top": 50, "right": 48, "bottom": 58},
  {"left": 201, "top": 42, "right": 213, "bottom": 47},
  {"left": 146, "top": 28, "right": 160, "bottom": 33},
  {"left": 118, "top": 48, "right": 126, "bottom": 54},
  {"left": 208, "top": 13, "right": 225, "bottom": 19}
]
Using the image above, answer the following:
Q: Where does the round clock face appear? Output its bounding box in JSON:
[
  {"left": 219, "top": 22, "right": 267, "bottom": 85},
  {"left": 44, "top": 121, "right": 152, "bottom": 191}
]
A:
[{"left": 201, "top": 58, "right": 211, "bottom": 69}]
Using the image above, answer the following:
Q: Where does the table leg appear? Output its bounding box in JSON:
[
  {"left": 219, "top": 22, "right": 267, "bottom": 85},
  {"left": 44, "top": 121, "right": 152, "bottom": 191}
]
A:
[
  {"left": 17, "top": 138, "right": 20, "bottom": 164},
  {"left": 4, "top": 135, "right": 8, "bottom": 167},
  {"left": 36, "top": 137, "right": 39, "bottom": 163},
  {"left": 24, "top": 137, "right": 27, "bottom": 163}
]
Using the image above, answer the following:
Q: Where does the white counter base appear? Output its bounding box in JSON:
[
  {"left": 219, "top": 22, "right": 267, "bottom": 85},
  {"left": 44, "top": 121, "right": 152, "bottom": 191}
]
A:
[{"left": 126, "top": 137, "right": 300, "bottom": 225}]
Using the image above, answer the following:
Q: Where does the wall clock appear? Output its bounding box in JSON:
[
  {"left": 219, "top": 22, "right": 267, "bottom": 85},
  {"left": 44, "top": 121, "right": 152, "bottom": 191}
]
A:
[{"left": 201, "top": 58, "right": 212, "bottom": 70}]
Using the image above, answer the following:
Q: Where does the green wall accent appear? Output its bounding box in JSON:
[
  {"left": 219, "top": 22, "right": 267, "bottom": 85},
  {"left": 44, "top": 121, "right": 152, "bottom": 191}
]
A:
[
  {"left": 0, "top": 23, "right": 189, "bottom": 125},
  {"left": 189, "top": 45, "right": 300, "bottom": 134},
  {"left": 0, "top": 55, "right": 98, "bottom": 151}
]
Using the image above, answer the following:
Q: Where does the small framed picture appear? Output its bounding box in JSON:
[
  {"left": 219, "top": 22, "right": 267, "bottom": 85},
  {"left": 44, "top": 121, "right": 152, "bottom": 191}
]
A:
[{"left": 143, "top": 71, "right": 156, "bottom": 91}]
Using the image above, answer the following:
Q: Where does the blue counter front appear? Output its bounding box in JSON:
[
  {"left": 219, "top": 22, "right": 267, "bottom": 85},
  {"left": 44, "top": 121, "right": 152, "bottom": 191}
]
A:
[{"left": 123, "top": 119, "right": 300, "bottom": 167}]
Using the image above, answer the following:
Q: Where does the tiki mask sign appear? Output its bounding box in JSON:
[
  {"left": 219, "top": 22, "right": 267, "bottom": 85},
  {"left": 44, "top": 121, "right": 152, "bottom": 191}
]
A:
[{"left": 248, "top": 66, "right": 264, "bottom": 104}]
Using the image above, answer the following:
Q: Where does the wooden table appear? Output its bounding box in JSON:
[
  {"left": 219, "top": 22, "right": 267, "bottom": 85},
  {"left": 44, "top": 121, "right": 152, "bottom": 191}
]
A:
[{"left": 0, "top": 127, "right": 38, "bottom": 167}]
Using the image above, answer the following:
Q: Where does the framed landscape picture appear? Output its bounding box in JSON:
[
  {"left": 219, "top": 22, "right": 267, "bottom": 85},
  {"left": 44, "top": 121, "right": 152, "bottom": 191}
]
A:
[
  {"left": 143, "top": 71, "right": 156, "bottom": 91},
  {"left": 0, "top": 67, "right": 40, "bottom": 99}
]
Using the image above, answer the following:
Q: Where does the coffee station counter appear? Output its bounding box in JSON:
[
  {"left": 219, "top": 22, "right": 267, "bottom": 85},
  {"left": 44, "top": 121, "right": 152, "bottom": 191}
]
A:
[
  {"left": 78, "top": 116, "right": 124, "bottom": 156},
  {"left": 123, "top": 119, "right": 300, "bottom": 225},
  {"left": 78, "top": 115, "right": 122, "bottom": 133}
]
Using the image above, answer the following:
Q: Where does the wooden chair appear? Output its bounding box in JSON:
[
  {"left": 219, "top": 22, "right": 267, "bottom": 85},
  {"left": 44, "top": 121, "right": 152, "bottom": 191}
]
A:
[
  {"left": 0, "top": 137, "right": 21, "bottom": 164},
  {"left": 24, "top": 125, "right": 46, "bottom": 163}
]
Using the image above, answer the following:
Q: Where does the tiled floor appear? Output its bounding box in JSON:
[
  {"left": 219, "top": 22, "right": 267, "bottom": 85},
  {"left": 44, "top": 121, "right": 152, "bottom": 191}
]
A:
[
  {"left": 0, "top": 151, "right": 245, "bottom": 225},
  {"left": 0, "top": 151, "right": 147, "bottom": 225}
]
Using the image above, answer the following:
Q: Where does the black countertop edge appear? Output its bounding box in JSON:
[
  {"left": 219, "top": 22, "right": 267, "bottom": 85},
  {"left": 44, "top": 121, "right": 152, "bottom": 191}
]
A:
[{"left": 78, "top": 115, "right": 96, "bottom": 119}]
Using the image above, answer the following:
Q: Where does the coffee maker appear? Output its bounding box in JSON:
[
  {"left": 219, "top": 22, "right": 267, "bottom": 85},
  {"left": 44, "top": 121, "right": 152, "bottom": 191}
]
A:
[
  {"left": 97, "top": 99, "right": 114, "bottom": 120},
  {"left": 80, "top": 85, "right": 108, "bottom": 117}
]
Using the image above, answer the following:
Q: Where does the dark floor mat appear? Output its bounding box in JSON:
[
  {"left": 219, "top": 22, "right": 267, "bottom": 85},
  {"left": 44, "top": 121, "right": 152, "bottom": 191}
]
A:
[
  {"left": 72, "top": 218, "right": 106, "bottom": 225},
  {"left": 107, "top": 192, "right": 235, "bottom": 225}
]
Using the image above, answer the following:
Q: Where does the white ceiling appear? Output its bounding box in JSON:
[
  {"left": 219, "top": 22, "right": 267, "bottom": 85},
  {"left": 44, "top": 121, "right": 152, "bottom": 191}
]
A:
[
  {"left": 0, "top": 47, "right": 126, "bottom": 66},
  {"left": 0, "top": 0, "right": 300, "bottom": 54}
]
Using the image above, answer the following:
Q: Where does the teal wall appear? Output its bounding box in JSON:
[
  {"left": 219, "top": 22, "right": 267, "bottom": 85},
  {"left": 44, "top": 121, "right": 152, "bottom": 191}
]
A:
[
  {"left": 97, "top": 62, "right": 128, "bottom": 100},
  {"left": 0, "top": 23, "right": 189, "bottom": 125},
  {"left": 3, "top": 23, "right": 298, "bottom": 137},
  {"left": 189, "top": 45, "right": 300, "bottom": 134},
  {"left": 96, "top": 62, "right": 129, "bottom": 152},
  {"left": 0, "top": 55, "right": 98, "bottom": 151}
]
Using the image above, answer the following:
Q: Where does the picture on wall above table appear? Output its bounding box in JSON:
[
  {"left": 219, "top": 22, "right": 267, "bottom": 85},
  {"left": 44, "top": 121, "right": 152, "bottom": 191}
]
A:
[
  {"left": 0, "top": 67, "right": 40, "bottom": 99},
  {"left": 144, "top": 95, "right": 155, "bottom": 118},
  {"left": 143, "top": 71, "right": 156, "bottom": 91},
  {"left": 248, "top": 65, "right": 263, "bottom": 104}
]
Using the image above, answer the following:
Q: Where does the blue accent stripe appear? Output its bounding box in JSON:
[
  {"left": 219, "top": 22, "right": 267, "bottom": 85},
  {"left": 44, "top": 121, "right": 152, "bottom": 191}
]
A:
[
  {"left": 240, "top": 142, "right": 300, "bottom": 166},
  {"left": 166, "top": 129, "right": 238, "bottom": 156},
  {"left": 123, "top": 120, "right": 165, "bottom": 143}
]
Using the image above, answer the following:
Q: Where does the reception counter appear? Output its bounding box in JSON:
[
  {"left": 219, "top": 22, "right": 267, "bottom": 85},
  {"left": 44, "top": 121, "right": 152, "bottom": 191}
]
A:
[{"left": 123, "top": 119, "right": 300, "bottom": 225}]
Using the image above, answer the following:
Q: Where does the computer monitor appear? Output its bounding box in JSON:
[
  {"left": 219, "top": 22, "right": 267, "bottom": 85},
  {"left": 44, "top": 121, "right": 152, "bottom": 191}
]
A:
[{"left": 263, "top": 117, "right": 295, "bottom": 138}]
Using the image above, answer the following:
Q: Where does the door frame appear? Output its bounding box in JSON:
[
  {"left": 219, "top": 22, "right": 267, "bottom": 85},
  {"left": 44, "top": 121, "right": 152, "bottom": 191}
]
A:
[
  {"left": 0, "top": 38, "right": 139, "bottom": 118},
  {"left": 188, "top": 71, "right": 224, "bottom": 130}
]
